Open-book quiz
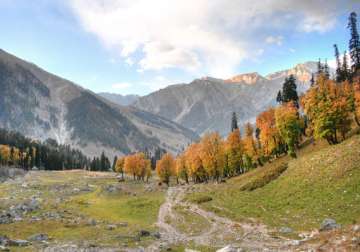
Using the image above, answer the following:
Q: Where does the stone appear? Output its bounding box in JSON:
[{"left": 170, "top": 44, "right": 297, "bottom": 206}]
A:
[
  {"left": 320, "top": 218, "right": 341, "bottom": 231},
  {"left": 106, "top": 225, "right": 117, "bottom": 230},
  {"left": 0, "top": 245, "right": 9, "bottom": 251},
  {"left": 353, "top": 225, "right": 360, "bottom": 232},
  {"left": 87, "top": 219, "right": 97, "bottom": 226},
  {"left": 216, "top": 245, "right": 242, "bottom": 252},
  {"left": 279, "top": 227, "right": 293, "bottom": 234},
  {"left": 118, "top": 222, "right": 128, "bottom": 227},
  {"left": 185, "top": 249, "right": 200, "bottom": 252},
  {"left": 8, "top": 239, "right": 30, "bottom": 247},
  {"left": 153, "top": 232, "right": 161, "bottom": 239},
  {"left": 0, "top": 236, "right": 9, "bottom": 246},
  {"left": 139, "top": 230, "right": 151, "bottom": 237},
  {"left": 28, "top": 233, "right": 49, "bottom": 242}
]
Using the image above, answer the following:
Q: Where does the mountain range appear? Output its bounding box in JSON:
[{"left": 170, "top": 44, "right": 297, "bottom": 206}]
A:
[
  {"left": 133, "top": 62, "right": 318, "bottom": 136},
  {"left": 98, "top": 93, "right": 139, "bottom": 106},
  {"left": 0, "top": 49, "right": 198, "bottom": 158}
]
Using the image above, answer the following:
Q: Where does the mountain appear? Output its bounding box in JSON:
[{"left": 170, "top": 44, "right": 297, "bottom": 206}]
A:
[
  {"left": 134, "top": 62, "right": 318, "bottom": 136},
  {"left": 98, "top": 93, "right": 140, "bottom": 106},
  {"left": 0, "top": 49, "right": 198, "bottom": 158}
]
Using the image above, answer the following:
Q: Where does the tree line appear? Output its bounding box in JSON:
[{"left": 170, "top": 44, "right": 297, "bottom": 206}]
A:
[{"left": 0, "top": 128, "right": 114, "bottom": 171}]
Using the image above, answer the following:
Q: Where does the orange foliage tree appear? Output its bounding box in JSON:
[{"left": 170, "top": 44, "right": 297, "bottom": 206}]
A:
[{"left": 156, "top": 153, "right": 175, "bottom": 185}]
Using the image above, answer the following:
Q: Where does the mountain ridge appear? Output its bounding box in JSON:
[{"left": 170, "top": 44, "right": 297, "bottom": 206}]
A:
[{"left": 0, "top": 49, "right": 198, "bottom": 158}]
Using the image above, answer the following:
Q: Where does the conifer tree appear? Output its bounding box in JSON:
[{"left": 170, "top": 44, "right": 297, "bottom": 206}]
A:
[
  {"left": 276, "top": 90, "right": 283, "bottom": 104},
  {"left": 317, "top": 58, "right": 324, "bottom": 76},
  {"left": 310, "top": 73, "right": 315, "bottom": 87},
  {"left": 324, "top": 59, "right": 330, "bottom": 79},
  {"left": 343, "top": 51, "right": 351, "bottom": 81},
  {"left": 282, "top": 75, "right": 299, "bottom": 108},
  {"left": 231, "top": 112, "right": 238, "bottom": 132},
  {"left": 348, "top": 12, "right": 360, "bottom": 73},
  {"left": 334, "top": 44, "right": 342, "bottom": 82}
]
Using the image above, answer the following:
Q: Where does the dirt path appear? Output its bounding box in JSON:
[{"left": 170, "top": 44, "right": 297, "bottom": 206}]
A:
[{"left": 153, "top": 185, "right": 294, "bottom": 251}]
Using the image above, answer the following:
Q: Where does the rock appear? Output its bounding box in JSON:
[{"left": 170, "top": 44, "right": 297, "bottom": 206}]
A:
[
  {"left": 87, "top": 219, "right": 97, "bottom": 226},
  {"left": 0, "top": 236, "right": 9, "bottom": 246},
  {"left": 28, "top": 233, "right": 49, "bottom": 242},
  {"left": 0, "top": 214, "right": 12, "bottom": 224},
  {"left": 353, "top": 225, "right": 360, "bottom": 232},
  {"left": 0, "top": 245, "right": 9, "bottom": 251},
  {"left": 139, "top": 230, "right": 150, "bottom": 237},
  {"left": 153, "top": 232, "right": 161, "bottom": 239},
  {"left": 320, "top": 218, "right": 341, "bottom": 231},
  {"left": 118, "top": 222, "right": 128, "bottom": 227},
  {"left": 279, "top": 227, "right": 293, "bottom": 234},
  {"left": 185, "top": 249, "right": 200, "bottom": 252},
  {"left": 216, "top": 245, "right": 242, "bottom": 252},
  {"left": 352, "top": 237, "right": 360, "bottom": 245},
  {"left": 8, "top": 239, "right": 30, "bottom": 247},
  {"left": 290, "top": 240, "right": 301, "bottom": 246},
  {"left": 106, "top": 225, "right": 117, "bottom": 230}
]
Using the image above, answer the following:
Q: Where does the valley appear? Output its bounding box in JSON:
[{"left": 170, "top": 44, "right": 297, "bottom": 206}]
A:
[{"left": 1, "top": 133, "right": 360, "bottom": 251}]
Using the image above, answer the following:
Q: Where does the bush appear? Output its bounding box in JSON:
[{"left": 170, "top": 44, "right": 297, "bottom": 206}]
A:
[{"left": 240, "top": 163, "right": 288, "bottom": 191}]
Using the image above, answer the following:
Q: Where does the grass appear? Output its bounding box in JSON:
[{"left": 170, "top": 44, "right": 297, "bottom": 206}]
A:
[
  {"left": 185, "top": 135, "right": 360, "bottom": 232},
  {"left": 171, "top": 205, "right": 211, "bottom": 236},
  {"left": 0, "top": 170, "right": 165, "bottom": 250}
]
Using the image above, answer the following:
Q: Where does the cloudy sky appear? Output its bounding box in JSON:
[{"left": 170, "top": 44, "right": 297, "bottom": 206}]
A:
[{"left": 0, "top": 0, "right": 358, "bottom": 95}]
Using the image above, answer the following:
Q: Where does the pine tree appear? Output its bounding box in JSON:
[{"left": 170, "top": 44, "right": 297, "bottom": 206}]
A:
[
  {"left": 324, "top": 59, "right": 330, "bottom": 79},
  {"left": 112, "top": 155, "right": 118, "bottom": 171},
  {"left": 334, "top": 44, "right": 342, "bottom": 82},
  {"left": 348, "top": 12, "right": 360, "bottom": 74},
  {"left": 343, "top": 51, "right": 351, "bottom": 81},
  {"left": 310, "top": 73, "right": 315, "bottom": 87},
  {"left": 276, "top": 90, "right": 283, "bottom": 104},
  {"left": 231, "top": 112, "right": 238, "bottom": 132},
  {"left": 317, "top": 58, "right": 324, "bottom": 76},
  {"left": 282, "top": 75, "right": 299, "bottom": 107}
]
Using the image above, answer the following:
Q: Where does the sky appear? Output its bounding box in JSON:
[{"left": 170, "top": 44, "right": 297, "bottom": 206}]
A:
[{"left": 0, "top": 0, "right": 359, "bottom": 95}]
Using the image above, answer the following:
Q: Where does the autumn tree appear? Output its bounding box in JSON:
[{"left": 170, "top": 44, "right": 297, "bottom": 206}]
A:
[
  {"left": 243, "top": 123, "right": 258, "bottom": 169},
  {"left": 256, "top": 108, "right": 281, "bottom": 156},
  {"left": 275, "top": 103, "right": 302, "bottom": 158},
  {"left": 225, "top": 128, "right": 243, "bottom": 176},
  {"left": 302, "top": 75, "right": 352, "bottom": 144},
  {"left": 156, "top": 153, "right": 175, "bottom": 186},
  {"left": 124, "top": 153, "right": 151, "bottom": 181},
  {"left": 115, "top": 157, "right": 125, "bottom": 180},
  {"left": 175, "top": 154, "right": 189, "bottom": 184},
  {"left": 185, "top": 143, "right": 206, "bottom": 183}
]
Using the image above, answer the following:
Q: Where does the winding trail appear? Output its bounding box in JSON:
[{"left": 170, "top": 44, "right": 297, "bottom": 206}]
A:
[{"left": 151, "top": 185, "right": 295, "bottom": 251}]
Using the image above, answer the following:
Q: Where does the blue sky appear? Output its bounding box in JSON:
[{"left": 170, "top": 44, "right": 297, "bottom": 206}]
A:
[{"left": 0, "top": 0, "right": 358, "bottom": 95}]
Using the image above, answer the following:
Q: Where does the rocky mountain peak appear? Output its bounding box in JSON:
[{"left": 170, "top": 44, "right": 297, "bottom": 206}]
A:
[{"left": 225, "top": 72, "right": 266, "bottom": 85}]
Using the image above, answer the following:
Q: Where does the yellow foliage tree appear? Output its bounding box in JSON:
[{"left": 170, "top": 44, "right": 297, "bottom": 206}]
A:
[
  {"left": 156, "top": 153, "right": 175, "bottom": 185},
  {"left": 199, "top": 132, "right": 225, "bottom": 181},
  {"left": 225, "top": 128, "right": 243, "bottom": 176}
]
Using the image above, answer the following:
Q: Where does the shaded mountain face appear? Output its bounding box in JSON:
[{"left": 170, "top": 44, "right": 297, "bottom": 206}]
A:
[
  {"left": 134, "top": 62, "right": 318, "bottom": 136},
  {"left": 98, "top": 93, "right": 140, "bottom": 106},
  {"left": 0, "top": 49, "right": 198, "bottom": 158}
]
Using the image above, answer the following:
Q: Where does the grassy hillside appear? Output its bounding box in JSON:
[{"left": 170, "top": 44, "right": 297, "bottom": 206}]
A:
[{"left": 186, "top": 134, "right": 360, "bottom": 232}]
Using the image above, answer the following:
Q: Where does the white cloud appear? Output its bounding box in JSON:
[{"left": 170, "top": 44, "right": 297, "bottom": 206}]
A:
[
  {"left": 69, "top": 0, "right": 348, "bottom": 77},
  {"left": 265, "top": 36, "right": 283, "bottom": 46},
  {"left": 125, "top": 57, "right": 134, "bottom": 66},
  {"left": 111, "top": 82, "right": 132, "bottom": 90}
]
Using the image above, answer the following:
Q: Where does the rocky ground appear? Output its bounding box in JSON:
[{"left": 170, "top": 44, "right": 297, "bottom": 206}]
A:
[{"left": 0, "top": 170, "right": 359, "bottom": 252}]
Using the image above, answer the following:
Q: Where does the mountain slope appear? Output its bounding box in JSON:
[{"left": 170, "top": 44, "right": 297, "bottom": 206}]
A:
[
  {"left": 134, "top": 62, "right": 318, "bottom": 136},
  {"left": 98, "top": 92, "right": 139, "bottom": 106},
  {"left": 0, "top": 49, "right": 198, "bottom": 157}
]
